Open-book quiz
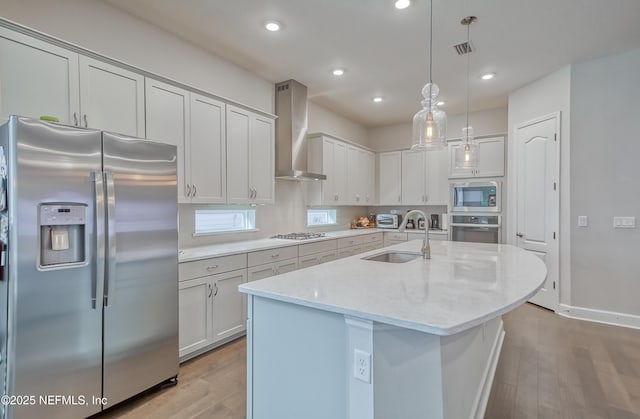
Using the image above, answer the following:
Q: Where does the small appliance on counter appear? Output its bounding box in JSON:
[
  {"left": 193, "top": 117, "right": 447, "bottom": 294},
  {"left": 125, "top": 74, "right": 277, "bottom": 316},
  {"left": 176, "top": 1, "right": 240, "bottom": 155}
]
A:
[
  {"left": 376, "top": 213, "right": 400, "bottom": 229},
  {"left": 441, "top": 213, "right": 449, "bottom": 230},
  {"left": 430, "top": 214, "right": 440, "bottom": 230},
  {"left": 417, "top": 218, "right": 426, "bottom": 230}
]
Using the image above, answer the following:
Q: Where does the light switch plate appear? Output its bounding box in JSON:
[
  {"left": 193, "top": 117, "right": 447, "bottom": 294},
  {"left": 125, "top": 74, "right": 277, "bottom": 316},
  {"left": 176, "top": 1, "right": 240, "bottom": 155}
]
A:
[
  {"left": 613, "top": 216, "right": 636, "bottom": 229},
  {"left": 578, "top": 216, "right": 588, "bottom": 227}
]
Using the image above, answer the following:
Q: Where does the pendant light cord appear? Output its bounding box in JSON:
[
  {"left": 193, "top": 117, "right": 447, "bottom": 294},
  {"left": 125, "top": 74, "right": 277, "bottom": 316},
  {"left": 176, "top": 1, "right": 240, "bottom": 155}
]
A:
[
  {"left": 429, "top": 0, "right": 433, "bottom": 85},
  {"left": 465, "top": 20, "right": 470, "bottom": 140}
]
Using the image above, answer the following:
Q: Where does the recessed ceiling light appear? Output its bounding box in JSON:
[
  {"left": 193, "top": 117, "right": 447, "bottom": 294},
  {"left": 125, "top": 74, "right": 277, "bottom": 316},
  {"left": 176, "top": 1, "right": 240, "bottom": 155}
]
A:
[
  {"left": 265, "top": 21, "right": 281, "bottom": 32},
  {"left": 437, "top": 101, "right": 445, "bottom": 106},
  {"left": 394, "top": 0, "right": 411, "bottom": 10},
  {"left": 481, "top": 73, "right": 495, "bottom": 80},
  {"left": 332, "top": 69, "right": 345, "bottom": 76},
  {"left": 373, "top": 97, "right": 383, "bottom": 103}
]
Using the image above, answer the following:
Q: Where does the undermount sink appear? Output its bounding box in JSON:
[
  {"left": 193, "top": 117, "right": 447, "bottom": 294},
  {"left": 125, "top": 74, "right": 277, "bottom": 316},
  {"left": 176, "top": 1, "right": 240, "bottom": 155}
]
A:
[{"left": 362, "top": 251, "right": 422, "bottom": 263}]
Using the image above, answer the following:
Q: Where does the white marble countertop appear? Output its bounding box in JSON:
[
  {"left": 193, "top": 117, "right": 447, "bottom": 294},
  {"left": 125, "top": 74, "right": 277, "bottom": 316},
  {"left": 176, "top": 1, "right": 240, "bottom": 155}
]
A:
[
  {"left": 239, "top": 240, "right": 547, "bottom": 336},
  {"left": 178, "top": 228, "right": 447, "bottom": 262}
]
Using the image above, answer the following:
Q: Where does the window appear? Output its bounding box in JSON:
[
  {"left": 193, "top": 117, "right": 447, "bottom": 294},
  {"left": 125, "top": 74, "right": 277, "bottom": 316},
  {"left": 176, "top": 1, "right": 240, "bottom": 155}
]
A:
[
  {"left": 195, "top": 209, "right": 256, "bottom": 235},
  {"left": 307, "top": 209, "right": 337, "bottom": 227}
]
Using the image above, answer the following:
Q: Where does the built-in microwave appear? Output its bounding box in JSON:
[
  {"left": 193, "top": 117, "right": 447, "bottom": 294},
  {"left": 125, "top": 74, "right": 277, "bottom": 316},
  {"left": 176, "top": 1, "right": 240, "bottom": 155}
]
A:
[
  {"left": 376, "top": 214, "right": 401, "bottom": 229},
  {"left": 450, "top": 181, "right": 500, "bottom": 213}
]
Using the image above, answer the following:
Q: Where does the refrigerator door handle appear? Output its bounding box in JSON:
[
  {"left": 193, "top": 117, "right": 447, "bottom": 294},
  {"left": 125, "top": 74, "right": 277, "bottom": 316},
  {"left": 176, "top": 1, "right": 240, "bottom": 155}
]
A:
[
  {"left": 104, "top": 171, "right": 117, "bottom": 307},
  {"left": 93, "top": 171, "right": 106, "bottom": 309}
]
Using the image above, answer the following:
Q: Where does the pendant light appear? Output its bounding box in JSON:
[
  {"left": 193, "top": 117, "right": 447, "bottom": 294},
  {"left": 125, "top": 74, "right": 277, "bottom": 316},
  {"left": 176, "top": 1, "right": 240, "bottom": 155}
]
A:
[
  {"left": 411, "top": 0, "right": 446, "bottom": 151},
  {"left": 455, "top": 16, "right": 479, "bottom": 169}
]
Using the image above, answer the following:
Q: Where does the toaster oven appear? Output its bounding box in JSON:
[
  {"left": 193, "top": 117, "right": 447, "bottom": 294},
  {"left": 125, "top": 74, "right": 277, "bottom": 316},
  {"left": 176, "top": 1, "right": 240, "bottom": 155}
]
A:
[{"left": 376, "top": 214, "right": 401, "bottom": 229}]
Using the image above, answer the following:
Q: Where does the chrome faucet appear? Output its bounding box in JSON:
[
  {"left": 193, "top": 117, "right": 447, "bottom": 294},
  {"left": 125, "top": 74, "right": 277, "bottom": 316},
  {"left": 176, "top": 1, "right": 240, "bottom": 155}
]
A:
[{"left": 398, "top": 209, "right": 431, "bottom": 259}]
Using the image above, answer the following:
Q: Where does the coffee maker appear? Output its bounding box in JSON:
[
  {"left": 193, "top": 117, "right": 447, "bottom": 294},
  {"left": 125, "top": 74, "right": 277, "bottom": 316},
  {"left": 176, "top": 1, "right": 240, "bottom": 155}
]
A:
[{"left": 430, "top": 213, "right": 440, "bottom": 230}]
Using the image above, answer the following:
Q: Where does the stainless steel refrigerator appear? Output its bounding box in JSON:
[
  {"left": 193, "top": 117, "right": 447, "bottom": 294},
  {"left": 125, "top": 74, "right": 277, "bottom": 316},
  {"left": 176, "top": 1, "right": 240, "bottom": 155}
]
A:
[{"left": 0, "top": 116, "right": 179, "bottom": 418}]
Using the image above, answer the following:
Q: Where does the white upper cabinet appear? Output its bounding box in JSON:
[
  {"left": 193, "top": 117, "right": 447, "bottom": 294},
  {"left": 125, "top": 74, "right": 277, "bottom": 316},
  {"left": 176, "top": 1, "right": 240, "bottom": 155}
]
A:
[
  {"left": 145, "top": 78, "right": 189, "bottom": 202},
  {"left": 401, "top": 150, "right": 427, "bottom": 205},
  {"left": 0, "top": 28, "right": 144, "bottom": 136},
  {"left": 308, "top": 135, "right": 373, "bottom": 206},
  {"left": 400, "top": 149, "right": 448, "bottom": 205},
  {"left": 189, "top": 94, "right": 226, "bottom": 204},
  {"left": 347, "top": 145, "right": 374, "bottom": 205},
  {"left": 79, "top": 56, "right": 145, "bottom": 137},
  {"left": 426, "top": 148, "right": 449, "bottom": 205},
  {"left": 378, "top": 151, "right": 402, "bottom": 205},
  {"left": 226, "top": 105, "right": 275, "bottom": 205},
  {"left": 448, "top": 136, "right": 505, "bottom": 179},
  {"left": 0, "top": 28, "right": 80, "bottom": 125}
]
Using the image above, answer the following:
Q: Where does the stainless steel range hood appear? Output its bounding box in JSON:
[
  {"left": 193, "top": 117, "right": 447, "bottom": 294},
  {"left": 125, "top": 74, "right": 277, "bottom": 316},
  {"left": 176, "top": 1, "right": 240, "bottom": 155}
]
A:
[{"left": 275, "top": 80, "right": 326, "bottom": 181}]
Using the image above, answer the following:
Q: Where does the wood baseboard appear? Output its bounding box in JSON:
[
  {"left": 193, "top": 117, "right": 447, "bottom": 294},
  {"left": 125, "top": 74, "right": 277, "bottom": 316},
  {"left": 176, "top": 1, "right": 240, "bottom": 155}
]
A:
[{"left": 558, "top": 304, "right": 640, "bottom": 330}]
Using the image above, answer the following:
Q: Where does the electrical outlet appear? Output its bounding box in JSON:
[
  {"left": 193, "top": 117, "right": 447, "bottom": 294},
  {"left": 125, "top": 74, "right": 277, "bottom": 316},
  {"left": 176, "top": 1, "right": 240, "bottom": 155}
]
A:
[
  {"left": 354, "top": 349, "right": 371, "bottom": 383},
  {"left": 578, "top": 216, "right": 588, "bottom": 227}
]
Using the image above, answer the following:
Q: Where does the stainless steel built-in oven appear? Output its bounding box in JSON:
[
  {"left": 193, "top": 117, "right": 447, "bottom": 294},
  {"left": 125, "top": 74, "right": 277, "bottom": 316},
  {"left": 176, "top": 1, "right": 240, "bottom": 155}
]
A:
[
  {"left": 450, "top": 215, "right": 501, "bottom": 244},
  {"left": 451, "top": 181, "right": 500, "bottom": 213}
]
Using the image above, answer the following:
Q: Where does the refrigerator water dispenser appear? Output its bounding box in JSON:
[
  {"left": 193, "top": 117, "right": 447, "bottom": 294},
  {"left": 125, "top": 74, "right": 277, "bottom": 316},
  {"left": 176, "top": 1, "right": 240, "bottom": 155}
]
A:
[{"left": 39, "top": 203, "right": 87, "bottom": 267}]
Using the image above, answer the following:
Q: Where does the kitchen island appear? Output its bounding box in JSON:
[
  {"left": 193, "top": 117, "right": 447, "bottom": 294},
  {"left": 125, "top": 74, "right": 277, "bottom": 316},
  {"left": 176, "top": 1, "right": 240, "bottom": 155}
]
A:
[{"left": 239, "top": 240, "right": 546, "bottom": 419}]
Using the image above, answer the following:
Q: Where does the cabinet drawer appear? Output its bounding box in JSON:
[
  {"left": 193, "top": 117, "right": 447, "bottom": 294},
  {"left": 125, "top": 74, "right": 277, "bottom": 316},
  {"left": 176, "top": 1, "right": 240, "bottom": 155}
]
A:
[
  {"left": 298, "top": 250, "right": 337, "bottom": 269},
  {"left": 407, "top": 232, "right": 425, "bottom": 241},
  {"left": 298, "top": 239, "right": 337, "bottom": 257},
  {"left": 384, "top": 232, "right": 407, "bottom": 241},
  {"left": 336, "top": 246, "right": 363, "bottom": 259},
  {"left": 248, "top": 245, "right": 298, "bottom": 267},
  {"left": 179, "top": 254, "right": 247, "bottom": 281},
  {"left": 362, "top": 232, "right": 383, "bottom": 244},
  {"left": 337, "top": 236, "right": 364, "bottom": 249}
]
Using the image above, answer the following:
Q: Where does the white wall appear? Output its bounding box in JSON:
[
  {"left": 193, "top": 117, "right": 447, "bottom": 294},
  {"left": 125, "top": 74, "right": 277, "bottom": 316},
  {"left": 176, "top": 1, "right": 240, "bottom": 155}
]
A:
[
  {"left": 0, "top": 0, "right": 274, "bottom": 112},
  {"left": 368, "top": 108, "right": 507, "bottom": 152},
  {"left": 569, "top": 48, "right": 640, "bottom": 317},
  {"left": 507, "top": 66, "right": 572, "bottom": 305},
  {"left": 308, "top": 101, "right": 368, "bottom": 147}
]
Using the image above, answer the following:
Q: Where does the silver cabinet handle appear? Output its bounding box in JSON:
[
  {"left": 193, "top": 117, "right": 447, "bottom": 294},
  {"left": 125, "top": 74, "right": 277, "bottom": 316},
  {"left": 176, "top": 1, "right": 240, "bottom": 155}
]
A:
[
  {"left": 73, "top": 112, "right": 79, "bottom": 126},
  {"left": 104, "top": 172, "right": 116, "bottom": 307},
  {"left": 192, "top": 184, "right": 197, "bottom": 197},
  {"left": 253, "top": 188, "right": 257, "bottom": 199},
  {"left": 271, "top": 253, "right": 280, "bottom": 258},
  {"left": 398, "top": 195, "right": 401, "bottom": 203},
  {"left": 206, "top": 265, "right": 219, "bottom": 271},
  {"left": 213, "top": 282, "right": 218, "bottom": 297},
  {"left": 83, "top": 114, "right": 88, "bottom": 128},
  {"left": 186, "top": 184, "right": 191, "bottom": 197},
  {"left": 516, "top": 232, "right": 524, "bottom": 238},
  {"left": 92, "top": 171, "right": 105, "bottom": 310},
  {"left": 208, "top": 283, "right": 213, "bottom": 298}
]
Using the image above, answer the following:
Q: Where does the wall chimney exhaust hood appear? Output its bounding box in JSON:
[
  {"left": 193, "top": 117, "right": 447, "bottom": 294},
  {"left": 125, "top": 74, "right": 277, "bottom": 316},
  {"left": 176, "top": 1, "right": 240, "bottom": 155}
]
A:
[{"left": 275, "top": 80, "right": 326, "bottom": 181}]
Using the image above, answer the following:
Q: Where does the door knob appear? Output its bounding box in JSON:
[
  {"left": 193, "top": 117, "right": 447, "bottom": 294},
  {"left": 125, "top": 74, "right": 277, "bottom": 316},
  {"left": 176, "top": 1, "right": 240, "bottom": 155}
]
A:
[{"left": 516, "top": 232, "right": 524, "bottom": 238}]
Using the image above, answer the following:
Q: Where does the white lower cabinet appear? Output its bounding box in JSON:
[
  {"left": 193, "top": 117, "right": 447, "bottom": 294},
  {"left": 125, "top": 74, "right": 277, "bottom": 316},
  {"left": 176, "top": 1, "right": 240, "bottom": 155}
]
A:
[
  {"left": 248, "top": 259, "right": 299, "bottom": 281},
  {"left": 178, "top": 255, "right": 248, "bottom": 361}
]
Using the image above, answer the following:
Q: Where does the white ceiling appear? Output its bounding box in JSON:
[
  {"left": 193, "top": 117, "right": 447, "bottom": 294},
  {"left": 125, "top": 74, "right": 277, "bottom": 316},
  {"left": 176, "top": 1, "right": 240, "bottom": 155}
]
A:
[{"left": 103, "top": 0, "right": 640, "bottom": 128}]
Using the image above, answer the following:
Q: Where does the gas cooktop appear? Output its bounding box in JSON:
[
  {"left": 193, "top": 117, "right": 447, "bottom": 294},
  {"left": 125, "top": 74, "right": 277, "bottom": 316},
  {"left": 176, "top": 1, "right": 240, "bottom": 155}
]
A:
[{"left": 271, "top": 232, "right": 326, "bottom": 240}]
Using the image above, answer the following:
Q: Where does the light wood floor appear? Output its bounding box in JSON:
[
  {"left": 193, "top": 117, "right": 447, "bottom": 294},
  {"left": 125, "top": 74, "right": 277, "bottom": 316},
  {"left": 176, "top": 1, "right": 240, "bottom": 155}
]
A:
[{"left": 101, "top": 303, "right": 640, "bottom": 419}]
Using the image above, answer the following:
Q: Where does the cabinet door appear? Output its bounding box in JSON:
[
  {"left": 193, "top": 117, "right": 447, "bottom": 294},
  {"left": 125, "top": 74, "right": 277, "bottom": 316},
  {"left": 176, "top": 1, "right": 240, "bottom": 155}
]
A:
[
  {"left": 321, "top": 139, "right": 336, "bottom": 204},
  {"left": 248, "top": 263, "right": 276, "bottom": 282},
  {"left": 0, "top": 28, "right": 80, "bottom": 125},
  {"left": 448, "top": 140, "right": 474, "bottom": 179},
  {"left": 364, "top": 151, "right": 375, "bottom": 204},
  {"left": 401, "top": 150, "right": 426, "bottom": 205},
  {"left": 190, "top": 94, "right": 226, "bottom": 204},
  {"left": 476, "top": 137, "right": 505, "bottom": 177},
  {"left": 298, "top": 254, "right": 320, "bottom": 269},
  {"left": 145, "top": 78, "right": 189, "bottom": 202},
  {"left": 250, "top": 114, "right": 275, "bottom": 204},
  {"left": 226, "top": 105, "right": 251, "bottom": 204},
  {"left": 79, "top": 56, "right": 145, "bottom": 137},
  {"left": 333, "top": 141, "right": 348, "bottom": 204},
  {"left": 212, "top": 270, "right": 247, "bottom": 342},
  {"left": 178, "top": 277, "right": 212, "bottom": 358},
  {"left": 275, "top": 258, "right": 298, "bottom": 275},
  {"left": 347, "top": 146, "right": 363, "bottom": 205},
  {"left": 378, "top": 152, "right": 402, "bottom": 205},
  {"left": 426, "top": 149, "right": 449, "bottom": 205}
]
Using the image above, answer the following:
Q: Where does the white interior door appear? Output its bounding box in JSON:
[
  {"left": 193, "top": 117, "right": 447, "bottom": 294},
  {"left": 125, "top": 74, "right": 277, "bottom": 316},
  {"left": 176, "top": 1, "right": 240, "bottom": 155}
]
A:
[{"left": 515, "top": 114, "right": 560, "bottom": 310}]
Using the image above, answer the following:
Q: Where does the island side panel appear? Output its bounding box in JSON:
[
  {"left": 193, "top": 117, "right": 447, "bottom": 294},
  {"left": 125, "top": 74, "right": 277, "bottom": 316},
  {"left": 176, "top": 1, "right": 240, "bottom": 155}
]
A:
[
  {"left": 249, "top": 296, "right": 348, "bottom": 419},
  {"left": 440, "top": 316, "right": 505, "bottom": 419},
  {"left": 372, "top": 324, "right": 445, "bottom": 419}
]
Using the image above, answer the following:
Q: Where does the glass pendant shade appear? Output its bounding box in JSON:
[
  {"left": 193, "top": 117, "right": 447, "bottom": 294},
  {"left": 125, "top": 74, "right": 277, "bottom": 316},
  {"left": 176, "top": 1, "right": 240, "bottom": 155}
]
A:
[
  {"left": 411, "top": 82, "right": 447, "bottom": 151},
  {"left": 455, "top": 126, "right": 479, "bottom": 169}
]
